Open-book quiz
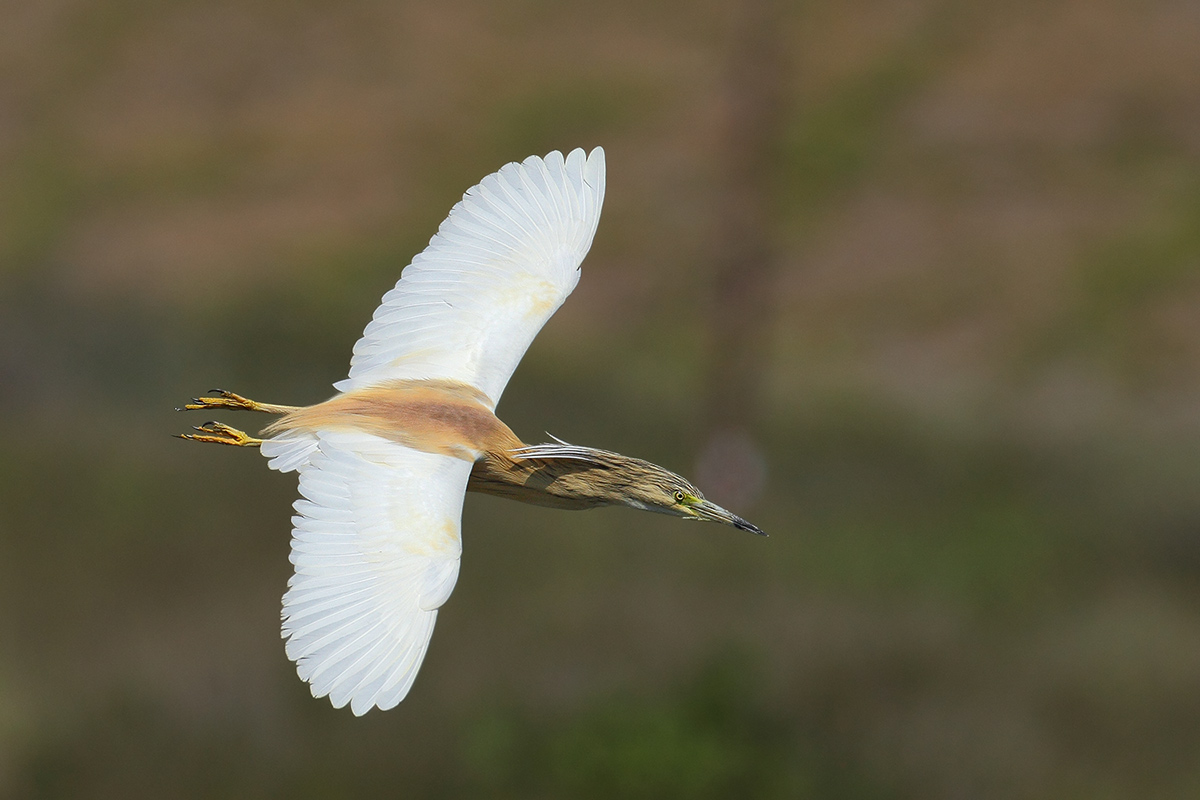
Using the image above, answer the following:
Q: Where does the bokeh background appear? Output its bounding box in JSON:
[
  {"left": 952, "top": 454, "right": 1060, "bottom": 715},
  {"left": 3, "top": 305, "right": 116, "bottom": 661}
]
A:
[{"left": 3, "top": 0, "right": 1200, "bottom": 797}]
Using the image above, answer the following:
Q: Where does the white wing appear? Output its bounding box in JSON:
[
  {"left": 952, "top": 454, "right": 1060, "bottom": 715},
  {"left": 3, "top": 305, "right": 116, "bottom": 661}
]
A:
[
  {"left": 333, "top": 147, "right": 606, "bottom": 408},
  {"left": 282, "top": 430, "right": 473, "bottom": 715}
]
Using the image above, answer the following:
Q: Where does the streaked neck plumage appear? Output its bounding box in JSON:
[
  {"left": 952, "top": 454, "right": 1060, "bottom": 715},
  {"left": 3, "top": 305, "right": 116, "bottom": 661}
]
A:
[{"left": 467, "top": 442, "right": 655, "bottom": 510}]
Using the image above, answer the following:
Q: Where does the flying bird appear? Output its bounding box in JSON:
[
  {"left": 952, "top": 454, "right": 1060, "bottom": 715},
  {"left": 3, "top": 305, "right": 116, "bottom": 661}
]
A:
[{"left": 178, "top": 148, "right": 764, "bottom": 715}]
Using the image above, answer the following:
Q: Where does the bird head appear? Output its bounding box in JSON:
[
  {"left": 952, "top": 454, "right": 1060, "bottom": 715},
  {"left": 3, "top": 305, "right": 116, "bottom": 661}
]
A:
[{"left": 624, "top": 463, "right": 767, "bottom": 536}]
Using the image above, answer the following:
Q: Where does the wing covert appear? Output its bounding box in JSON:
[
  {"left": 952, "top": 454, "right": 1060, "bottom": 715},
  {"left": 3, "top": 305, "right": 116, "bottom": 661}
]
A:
[
  {"left": 282, "top": 430, "right": 473, "bottom": 715},
  {"left": 333, "top": 147, "right": 606, "bottom": 408}
]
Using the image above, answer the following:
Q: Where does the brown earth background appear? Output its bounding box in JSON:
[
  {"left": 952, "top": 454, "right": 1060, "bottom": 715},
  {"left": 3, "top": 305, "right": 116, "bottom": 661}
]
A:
[{"left": 2, "top": 0, "right": 1200, "bottom": 797}]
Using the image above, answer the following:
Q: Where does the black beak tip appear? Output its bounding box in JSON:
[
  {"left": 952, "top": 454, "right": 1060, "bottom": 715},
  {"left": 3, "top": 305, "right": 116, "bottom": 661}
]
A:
[{"left": 733, "top": 517, "right": 768, "bottom": 537}]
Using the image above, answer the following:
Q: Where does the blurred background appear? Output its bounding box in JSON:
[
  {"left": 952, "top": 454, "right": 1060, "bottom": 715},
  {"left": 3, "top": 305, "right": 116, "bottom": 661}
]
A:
[{"left": 3, "top": 0, "right": 1200, "bottom": 797}]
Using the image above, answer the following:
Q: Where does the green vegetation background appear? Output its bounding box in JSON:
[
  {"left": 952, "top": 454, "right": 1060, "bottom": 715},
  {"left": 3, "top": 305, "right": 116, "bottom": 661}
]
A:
[{"left": 2, "top": 1, "right": 1199, "bottom": 797}]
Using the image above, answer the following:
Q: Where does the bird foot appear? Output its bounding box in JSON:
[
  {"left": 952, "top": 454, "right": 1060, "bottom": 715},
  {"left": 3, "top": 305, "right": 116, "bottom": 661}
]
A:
[
  {"left": 178, "top": 389, "right": 296, "bottom": 415},
  {"left": 178, "top": 421, "right": 263, "bottom": 447}
]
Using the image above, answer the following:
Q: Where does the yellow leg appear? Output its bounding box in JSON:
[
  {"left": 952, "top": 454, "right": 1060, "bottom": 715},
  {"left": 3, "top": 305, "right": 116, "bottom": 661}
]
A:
[
  {"left": 178, "top": 421, "right": 263, "bottom": 447},
  {"left": 178, "top": 389, "right": 298, "bottom": 415}
]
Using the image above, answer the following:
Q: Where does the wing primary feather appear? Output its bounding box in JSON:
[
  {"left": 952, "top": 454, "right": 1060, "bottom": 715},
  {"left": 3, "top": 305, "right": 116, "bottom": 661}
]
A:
[
  {"left": 275, "top": 432, "right": 471, "bottom": 713},
  {"left": 335, "top": 147, "right": 604, "bottom": 402}
]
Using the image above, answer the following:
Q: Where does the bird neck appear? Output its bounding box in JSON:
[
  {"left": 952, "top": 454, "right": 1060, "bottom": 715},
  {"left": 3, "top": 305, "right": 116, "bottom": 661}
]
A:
[{"left": 466, "top": 442, "right": 641, "bottom": 511}]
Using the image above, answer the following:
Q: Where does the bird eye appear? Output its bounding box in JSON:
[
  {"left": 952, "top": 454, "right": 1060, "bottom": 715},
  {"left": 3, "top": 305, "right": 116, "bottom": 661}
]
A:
[{"left": 673, "top": 490, "right": 686, "bottom": 503}]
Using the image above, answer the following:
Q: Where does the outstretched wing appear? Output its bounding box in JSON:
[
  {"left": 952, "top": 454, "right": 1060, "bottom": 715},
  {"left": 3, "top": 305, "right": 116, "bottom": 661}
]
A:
[
  {"left": 282, "top": 429, "right": 472, "bottom": 715},
  {"left": 333, "top": 147, "right": 606, "bottom": 408}
]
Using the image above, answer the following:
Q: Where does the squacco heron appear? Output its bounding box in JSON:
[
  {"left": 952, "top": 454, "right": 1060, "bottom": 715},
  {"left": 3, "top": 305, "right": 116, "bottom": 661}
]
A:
[{"left": 178, "top": 148, "right": 764, "bottom": 715}]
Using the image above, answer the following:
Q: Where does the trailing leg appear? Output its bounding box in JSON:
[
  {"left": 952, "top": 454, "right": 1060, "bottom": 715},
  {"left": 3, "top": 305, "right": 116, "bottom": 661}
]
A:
[
  {"left": 178, "top": 421, "right": 263, "bottom": 447},
  {"left": 178, "top": 389, "right": 298, "bottom": 415}
]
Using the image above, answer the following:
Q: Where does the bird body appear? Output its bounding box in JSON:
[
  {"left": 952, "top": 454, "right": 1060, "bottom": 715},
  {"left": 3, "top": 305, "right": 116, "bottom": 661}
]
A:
[
  {"left": 264, "top": 378, "right": 518, "bottom": 464},
  {"left": 259, "top": 377, "right": 723, "bottom": 513},
  {"left": 180, "top": 148, "right": 762, "bottom": 715}
]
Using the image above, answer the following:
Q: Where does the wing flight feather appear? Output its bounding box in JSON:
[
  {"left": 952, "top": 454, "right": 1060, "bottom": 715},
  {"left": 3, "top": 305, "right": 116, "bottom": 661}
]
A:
[
  {"left": 333, "top": 147, "right": 606, "bottom": 408},
  {"left": 282, "top": 430, "right": 472, "bottom": 715}
]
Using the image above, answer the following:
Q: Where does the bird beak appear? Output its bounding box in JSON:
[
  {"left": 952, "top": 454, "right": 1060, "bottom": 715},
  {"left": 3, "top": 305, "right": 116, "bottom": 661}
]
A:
[{"left": 690, "top": 500, "right": 767, "bottom": 537}]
